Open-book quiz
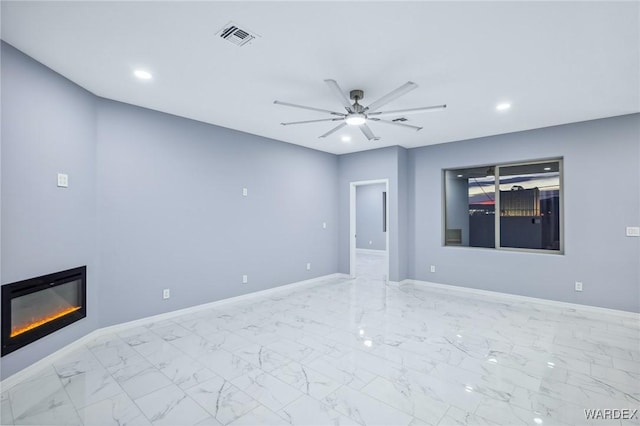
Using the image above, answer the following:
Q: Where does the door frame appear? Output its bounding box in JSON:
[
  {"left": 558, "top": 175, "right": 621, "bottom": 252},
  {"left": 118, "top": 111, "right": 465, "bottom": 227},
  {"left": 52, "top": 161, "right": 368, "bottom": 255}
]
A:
[{"left": 349, "top": 179, "right": 390, "bottom": 279}]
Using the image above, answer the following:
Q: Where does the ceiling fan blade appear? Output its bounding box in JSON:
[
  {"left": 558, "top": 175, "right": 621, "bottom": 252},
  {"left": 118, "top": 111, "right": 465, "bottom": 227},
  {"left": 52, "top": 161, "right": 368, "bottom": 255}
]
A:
[
  {"left": 319, "top": 122, "right": 347, "bottom": 138},
  {"left": 360, "top": 123, "right": 380, "bottom": 141},
  {"left": 324, "top": 79, "right": 353, "bottom": 111},
  {"left": 274, "top": 100, "right": 345, "bottom": 116},
  {"left": 368, "top": 117, "right": 422, "bottom": 131},
  {"left": 365, "top": 81, "right": 418, "bottom": 113},
  {"left": 281, "top": 118, "right": 344, "bottom": 126},
  {"left": 368, "top": 104, "right": 447, "bottom": 117}
]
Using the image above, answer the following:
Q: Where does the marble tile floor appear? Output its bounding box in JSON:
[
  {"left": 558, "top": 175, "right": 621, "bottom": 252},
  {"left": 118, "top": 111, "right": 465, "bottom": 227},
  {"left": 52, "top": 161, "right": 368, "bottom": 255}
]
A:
[
  {"left": 354, "top": 250, "right": 388, "bottom": 282},
  {"left": 1, "top": 252, "right": 639, "bottom": 426}
]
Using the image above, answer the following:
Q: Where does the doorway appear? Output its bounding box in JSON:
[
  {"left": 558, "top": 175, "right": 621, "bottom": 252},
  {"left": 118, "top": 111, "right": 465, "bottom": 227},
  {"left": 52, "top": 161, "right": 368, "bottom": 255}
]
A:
[{"left": 349, "top": 179, "right": 390, "bottom": 281}]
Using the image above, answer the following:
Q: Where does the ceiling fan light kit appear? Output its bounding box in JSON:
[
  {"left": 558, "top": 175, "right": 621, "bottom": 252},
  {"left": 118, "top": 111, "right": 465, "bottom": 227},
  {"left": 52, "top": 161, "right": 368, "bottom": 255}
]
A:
[
  {"left": 345, "top": 114, "right": 366, "bottom": 126},
  {"left": 274, "top": 79, "right": 446, "bottom": 141}
]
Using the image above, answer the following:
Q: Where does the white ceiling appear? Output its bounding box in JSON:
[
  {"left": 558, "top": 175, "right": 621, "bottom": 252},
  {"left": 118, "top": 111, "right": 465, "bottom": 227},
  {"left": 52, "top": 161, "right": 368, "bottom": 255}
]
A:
[{"left": 2, "top": 1, "right": 638, "bottom": 155}]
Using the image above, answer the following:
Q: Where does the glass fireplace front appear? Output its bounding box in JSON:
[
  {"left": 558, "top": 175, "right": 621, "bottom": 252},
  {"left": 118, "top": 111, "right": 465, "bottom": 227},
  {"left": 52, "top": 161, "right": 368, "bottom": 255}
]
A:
[{"left": 2, "top": 266, "right": 86, "bottom": 356}]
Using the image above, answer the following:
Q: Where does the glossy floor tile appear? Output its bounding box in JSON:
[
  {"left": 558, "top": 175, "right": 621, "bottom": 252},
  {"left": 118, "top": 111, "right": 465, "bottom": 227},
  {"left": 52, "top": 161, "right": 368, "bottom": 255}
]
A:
[{"left": 1, "top": 252, "right": 638, "bottom": 425}]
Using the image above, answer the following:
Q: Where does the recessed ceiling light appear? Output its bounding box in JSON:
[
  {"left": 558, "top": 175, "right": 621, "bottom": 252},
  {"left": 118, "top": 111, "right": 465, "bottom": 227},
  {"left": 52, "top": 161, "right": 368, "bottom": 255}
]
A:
[
  {"left": 496, "top": 102, "right": 511, "bottom": 111},
  {"left": 533, "top": 418, "right": 543, "bottom": 425},
  {"left": 363, "top": 339, "right": 372, "bottom": 347},
  {"left": 544, "top": 167, "right": 551, "bottom": 171},
  {"left": 341, "top": 135, "right": 352, "bottom": 142},
  {"left": 133, "top": 69, "right": 153, "bottom": 80},
  {"left": 457, "top": 174, "right": 464, "bottom": 178}
]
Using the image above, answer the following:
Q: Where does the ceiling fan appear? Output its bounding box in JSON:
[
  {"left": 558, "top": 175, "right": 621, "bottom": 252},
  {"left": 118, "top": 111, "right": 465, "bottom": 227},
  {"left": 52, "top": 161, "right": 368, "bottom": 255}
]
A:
[{"left": 274, "top": 79, "right": 446, "bottom": 141}]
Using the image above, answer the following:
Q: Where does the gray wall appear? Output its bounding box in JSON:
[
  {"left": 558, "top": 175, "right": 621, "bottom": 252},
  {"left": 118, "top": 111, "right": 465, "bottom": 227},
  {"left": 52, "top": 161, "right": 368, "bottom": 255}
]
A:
[
  {"left": 96, "top": 100, "right": 339, "bottom": 326},
  {"left": 408, "top": 114, "right": 640, "bottom": 312},
  {"left": 397, "top": 147, "right": 410, "bottom": 281},
  {"left": 1, "top": 42, "right": 339, "bottom": 379},
  {"left": 338, "top": 146, "right": 407, "bottom": 281},
  {"left": 1, "top": 42, "right": 99, "bottom": 378},
  {"left": 356, "top": 184, "right": 386, "bottom": 250}
]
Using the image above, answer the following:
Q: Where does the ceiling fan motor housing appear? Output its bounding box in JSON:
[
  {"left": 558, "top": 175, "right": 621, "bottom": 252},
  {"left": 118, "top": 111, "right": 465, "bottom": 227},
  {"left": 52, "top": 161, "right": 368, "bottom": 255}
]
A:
[
  {"left": 349, "top": 89, "right": 364, "bottom": 101},
  {"left": 349, "top": 90, "right": 366, "bottom": 113}
]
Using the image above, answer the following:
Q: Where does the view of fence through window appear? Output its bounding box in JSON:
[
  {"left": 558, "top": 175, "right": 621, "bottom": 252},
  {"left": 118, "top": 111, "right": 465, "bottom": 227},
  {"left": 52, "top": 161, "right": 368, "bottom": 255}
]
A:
[{"left": 445, "top": 160, "right": 562, "bottom": 252}]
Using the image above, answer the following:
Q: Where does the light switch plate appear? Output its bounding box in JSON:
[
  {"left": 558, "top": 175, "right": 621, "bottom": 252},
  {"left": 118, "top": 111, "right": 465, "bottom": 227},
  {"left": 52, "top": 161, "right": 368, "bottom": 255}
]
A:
[
  {"left": 57, "top": 173, "right": 69, "bottom": 188},
  {"left": 242, "top": 187, "right": 248, "bottom": 197}
]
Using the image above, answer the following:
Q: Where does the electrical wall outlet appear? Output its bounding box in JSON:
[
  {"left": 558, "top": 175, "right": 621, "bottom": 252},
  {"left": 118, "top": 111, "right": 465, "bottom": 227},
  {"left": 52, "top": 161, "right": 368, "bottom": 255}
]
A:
[
  {"left": 626, "top": 226, "right": 640, "bottom": 237},
  {"left": 322, "top": 222, "right": 327, "bottom": 229},
  {"left": 306, "top": 263, "right": 311, "bottom": 271},
  {"left": 162, "top": 289, "right": 170, "bottom": 299},
  {"left": 575, "top": 281, "right": 583, "bottom": 292},
  {"left": 242, "top": 275, "right": 248, "bottom": 284},
  {"left": 369, "top": 240, "right": 373, "bottom": 245},
  {"left": 430, "top": 265, "right": 436, "bottom": 273},
  {"left": 242, "top": 187, "right": 248, "bottom": 197}
]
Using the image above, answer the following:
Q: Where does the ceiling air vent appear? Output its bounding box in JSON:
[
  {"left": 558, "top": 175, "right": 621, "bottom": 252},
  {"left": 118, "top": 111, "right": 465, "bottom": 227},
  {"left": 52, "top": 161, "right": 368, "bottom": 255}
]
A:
[
  {"left": 217, "top": 22, "right": 258, "bottom": 47},
  {"left": 392, "top": 117, "right": 408, "bottom": 122}
]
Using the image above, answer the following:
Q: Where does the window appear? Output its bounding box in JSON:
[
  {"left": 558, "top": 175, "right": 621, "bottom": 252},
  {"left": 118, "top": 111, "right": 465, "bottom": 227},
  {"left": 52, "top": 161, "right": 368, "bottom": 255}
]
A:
[{"left": 444, "top": 159, "right": 562, "bottom": 252}]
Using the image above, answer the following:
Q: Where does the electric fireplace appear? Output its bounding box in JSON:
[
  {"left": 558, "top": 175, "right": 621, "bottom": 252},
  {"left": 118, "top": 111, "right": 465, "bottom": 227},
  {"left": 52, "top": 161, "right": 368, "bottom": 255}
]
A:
[{"left": 2, "top": 266, "right": 86, "bottom": 356}]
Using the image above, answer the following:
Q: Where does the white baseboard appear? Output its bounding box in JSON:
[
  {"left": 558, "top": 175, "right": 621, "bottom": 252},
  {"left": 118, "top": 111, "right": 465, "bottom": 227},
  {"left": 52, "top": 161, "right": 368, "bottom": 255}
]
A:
[
  {"left": 355, "top": 248, "right": 387, "bottom": 255},
  {"left": 99, "top": 273, "right": 350, "bottom": 335},
  {"left": 8, "top": 273, "right": 633, "bottom": 389},
  {"left": 334, "top": 273, "right": 352, "bottom": 280},
  {"left": 0, "top": 273, "right": 348, "bottom": 389},
  {"left": 398, "top": 279, "right": 639, "bottom": 319}
]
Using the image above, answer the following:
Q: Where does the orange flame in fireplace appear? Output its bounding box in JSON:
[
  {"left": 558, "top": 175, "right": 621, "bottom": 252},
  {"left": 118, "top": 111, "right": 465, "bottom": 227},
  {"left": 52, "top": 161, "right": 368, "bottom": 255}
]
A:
[{"left": 10, "top": 306, "right": 81, "bottom": 338}]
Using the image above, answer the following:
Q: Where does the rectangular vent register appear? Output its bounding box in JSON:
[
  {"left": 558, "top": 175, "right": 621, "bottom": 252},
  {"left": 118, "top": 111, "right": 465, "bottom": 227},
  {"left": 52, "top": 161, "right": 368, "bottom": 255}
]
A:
[{"left": 218, "top": 22, "right": 259, "bottom": 47}]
